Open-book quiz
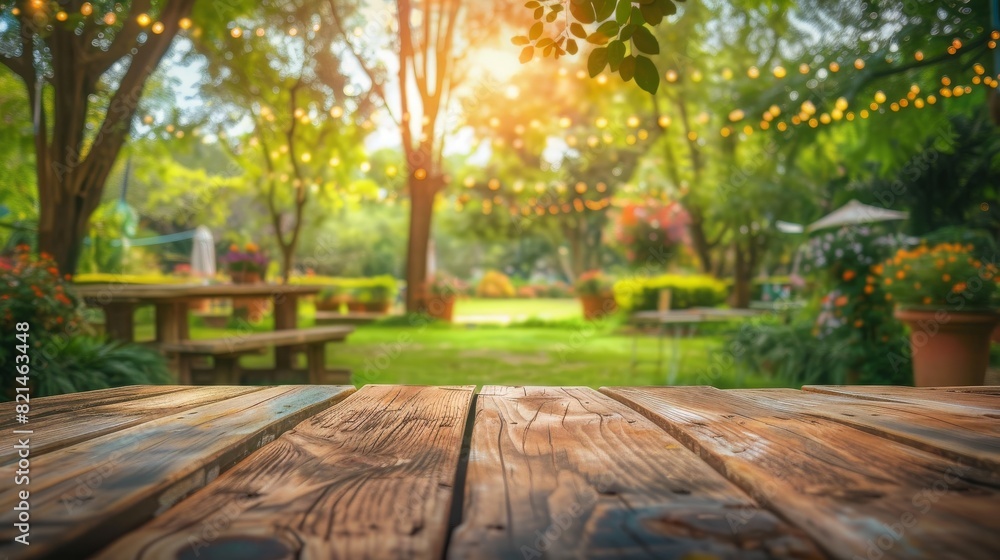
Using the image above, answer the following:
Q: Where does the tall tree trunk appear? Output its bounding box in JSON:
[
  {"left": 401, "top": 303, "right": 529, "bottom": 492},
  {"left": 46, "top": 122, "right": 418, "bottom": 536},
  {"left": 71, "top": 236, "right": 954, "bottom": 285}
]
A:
[
  {"left": 731, "top": 241, "right": 752, "bottom": 309},
  {"left": 686, "top": 207, "right": 714, "bottom": 274},
  {"left": 404, "top": 175, "right": 440, "bottom": 312},
  {"left": 3, "top": 0, "right": 196, "bottom": 274}
]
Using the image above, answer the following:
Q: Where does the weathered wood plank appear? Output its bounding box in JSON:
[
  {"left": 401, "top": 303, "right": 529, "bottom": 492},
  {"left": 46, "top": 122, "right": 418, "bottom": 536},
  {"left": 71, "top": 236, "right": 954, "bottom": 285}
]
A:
[
  {"left": 802, "top": 385, "right": 1000, "bottom": 411},
  {"left": 604, "top": 386, "right": 1000, "bottom": 560},
  {"left": 0, "top": 385, "right": 354, "bottom": 560},
  {"left": 738, "top": 388, "right": 1000, "bottom": 470},
  {"left": 96, "top": 385, "right": 474, "bottom": 560},
  {"left": 0, "top": 386, "right": 263, "bottom": 465},
  {"left": 0, "top": 385, "right": 190, "bottom": 429},
  {"left": 450, "top": 386, "right": 822, "bottom": 560},
  {"left": 161, "top": 325, "right": 353, "bottom": 355}
]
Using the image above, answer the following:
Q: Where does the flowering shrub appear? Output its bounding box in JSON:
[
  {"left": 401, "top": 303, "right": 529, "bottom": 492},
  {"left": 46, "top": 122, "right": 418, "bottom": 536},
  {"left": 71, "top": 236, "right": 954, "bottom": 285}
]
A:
[
  {"left": 614, "top": 201, "right": 689, "bottom": 266},
  {"left": 223, "top": 242, "right": 268, "bottom": 275},
  {"left": 0, "top": 245, "right": 82, "bottom": 335},
  {"left": 800, "top": 226, "right": 909, "bottom": 280},
  {"left": 476, "top": 271, "right": 516, "bottom": 298},
  {"left": 424, "top": 273, "right": 468, "bottom": 298},
  {"left": 575, "top": 270, "right": 614, "bottom": 297},
  {"left": 879, "top": 243, "right": 998, "bottom": 310}
]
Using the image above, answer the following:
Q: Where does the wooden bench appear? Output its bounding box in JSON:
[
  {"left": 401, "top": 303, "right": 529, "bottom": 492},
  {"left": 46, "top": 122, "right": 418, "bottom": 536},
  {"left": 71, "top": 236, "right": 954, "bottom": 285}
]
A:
[{"left": 161, "top": 325, "right": 354, "bottom": 385}]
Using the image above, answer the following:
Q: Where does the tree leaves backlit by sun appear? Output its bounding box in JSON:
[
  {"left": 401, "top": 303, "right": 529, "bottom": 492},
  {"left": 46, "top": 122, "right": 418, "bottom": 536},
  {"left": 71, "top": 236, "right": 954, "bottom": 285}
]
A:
[{"left": 512, "top": 0, "right": 683, "bottom": 94}]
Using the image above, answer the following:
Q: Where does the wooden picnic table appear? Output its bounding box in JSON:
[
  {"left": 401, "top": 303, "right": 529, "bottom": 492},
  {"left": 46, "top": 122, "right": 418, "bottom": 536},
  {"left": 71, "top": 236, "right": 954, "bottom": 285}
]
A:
[
  {"left": 74, "top": 283, "right": 326, "bottom": 369},
  {"left": 1, "top": 384, "right": 997, "bottom": 559}
]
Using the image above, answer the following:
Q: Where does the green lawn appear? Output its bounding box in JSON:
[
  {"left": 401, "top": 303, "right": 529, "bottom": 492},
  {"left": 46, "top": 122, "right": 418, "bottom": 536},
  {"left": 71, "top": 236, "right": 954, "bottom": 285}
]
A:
[{"left": 131, "top": 299, "right": 787, "bottom": 389}]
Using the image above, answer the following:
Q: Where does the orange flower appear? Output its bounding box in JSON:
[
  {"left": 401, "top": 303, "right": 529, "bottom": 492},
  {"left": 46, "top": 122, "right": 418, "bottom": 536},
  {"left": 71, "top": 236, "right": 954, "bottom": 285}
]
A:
[
  {"left": 895, "top": 270, "right": 906, "bottom": 280},
  {"left": 914, "top": 282, "right": 921, "bottom": 290},
  {"left": 842, "top": 269, "right": 856, "bottom": 281},
  {"left": 942, "top": 274, "right": 951, "bottom": 282},
  {"left": 884, "top": 278, "right": 893, "bottom": 286},
  {"left": 885, "top": 293, "right": 893, "bottom": 301},
  {"left": 952, "top": 282, "right": 967, "bottom": 293},
  {"left": 922, "top": 296, "right": 932, "bottom": 305},
  {"left": 864, "top": 285, "right": 874, "bottom": 294},
  {"left": 245, "top": 242, "right": 260, "bottom": 252},
  {"left": 872, "top": 264, "right": 884, "bottom": 275},
  {"left": 834, "top": 295, "right": 849, "bottom": 307},
  {"left": 854, "top": 319, "right": 864, "bottom": 328},
  {"left": 229, "top": 244, "right": 240, "bottom": 252}
]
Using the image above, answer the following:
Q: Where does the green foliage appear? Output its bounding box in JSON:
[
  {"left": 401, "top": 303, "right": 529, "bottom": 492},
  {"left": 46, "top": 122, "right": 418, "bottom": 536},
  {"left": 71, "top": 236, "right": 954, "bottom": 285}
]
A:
[
  {"left": 514, "top": 0, "right": 682, "bottom": 93},
  {"left": 614, "top": 274, "right": 727, "bottom": 310},
  {"left": 303, "top": 276, "right": 398, "bottom": 303},
  {"left": 476, "top": 271, "right": 517, "bottom": 298},
  {"left": 729, "top": 318, "right": 909, "bottom": 386},
  {"left": 29, "top": 336, "right": 171, "bottom": 399}
]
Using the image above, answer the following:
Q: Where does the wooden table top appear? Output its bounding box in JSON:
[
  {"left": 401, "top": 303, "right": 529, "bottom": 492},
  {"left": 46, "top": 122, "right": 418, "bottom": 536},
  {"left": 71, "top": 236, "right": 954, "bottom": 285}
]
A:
[
  {"left": 72, "top": 283, "right": 326, "bottom": 302},
  {"left": 2, "top": 384, "right": 997, "bottom": 559}
]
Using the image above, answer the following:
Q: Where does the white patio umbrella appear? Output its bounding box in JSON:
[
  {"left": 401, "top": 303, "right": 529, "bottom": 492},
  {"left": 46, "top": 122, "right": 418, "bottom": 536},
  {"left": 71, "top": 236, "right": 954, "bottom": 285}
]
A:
[
  {"left": 806, "top": 199, "right": 908, "bottom": 233},
  {"left": 191, "top": 226, "right": 216, "bottom": 282}
]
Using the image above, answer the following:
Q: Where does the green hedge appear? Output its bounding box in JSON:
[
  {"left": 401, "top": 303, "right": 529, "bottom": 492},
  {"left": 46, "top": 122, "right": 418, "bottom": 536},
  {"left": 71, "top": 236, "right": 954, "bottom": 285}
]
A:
[
  {"left": 613, "top": 274, "right": 728, "bottom": 311},
  {"left": 290, "top": 275, "right": 398, "bottom": 301}
]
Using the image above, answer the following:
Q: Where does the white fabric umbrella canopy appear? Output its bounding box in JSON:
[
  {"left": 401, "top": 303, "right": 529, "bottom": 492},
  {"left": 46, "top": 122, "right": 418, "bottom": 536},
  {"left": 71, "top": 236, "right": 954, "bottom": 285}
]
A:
[
  {"left": 191, "top": 226, "right": 216, "bottom": 281},
  {"left": 806, "top": 199, "right": 908, "bottom": 232}
]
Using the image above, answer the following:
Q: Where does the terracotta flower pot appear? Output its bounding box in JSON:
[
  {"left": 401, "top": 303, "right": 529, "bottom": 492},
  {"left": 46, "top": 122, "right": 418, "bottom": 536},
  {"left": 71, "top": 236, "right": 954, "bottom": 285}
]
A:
[
  {"left": 424, "top": 295, "right": 455, "bottom": 322},
  {"left": 580, "top": 294, "right": 617, "bottom": 320},
  {"left": 315, "top": 299, "right": 340, "bottom": 312},
  {"left": 894, "top": 308, "right": 999, "bottom": 387},
  {"left": 346, "top": 301, "right": 366, "bottom": 313},
  {"left": 231, "top": 271, "right": 262, "bottom": 285},
  {"left": 367, "top": 301, "right": 391, "bottom": 314}
]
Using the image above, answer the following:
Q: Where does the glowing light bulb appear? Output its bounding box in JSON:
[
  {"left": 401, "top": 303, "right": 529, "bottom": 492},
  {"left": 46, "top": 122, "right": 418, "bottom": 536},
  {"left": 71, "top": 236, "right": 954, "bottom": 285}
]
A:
[{"left": 874, "top": 90, "right": 886, "bottom": 104}]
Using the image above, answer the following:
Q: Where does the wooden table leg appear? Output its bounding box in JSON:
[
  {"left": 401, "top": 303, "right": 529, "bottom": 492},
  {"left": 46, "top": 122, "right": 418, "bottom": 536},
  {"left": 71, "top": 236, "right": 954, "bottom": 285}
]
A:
[
  {"left": 273, "top": 294, "right": 298, "bottom": 370},
  {"left": 154, "top": 302, "right": 187, "bottom": 344},
  {"left": 103, "top": 303, "right": 136, "bottom": 343},
  {"left": 306, "top": 343, "right": 326, "bottom": 385}
]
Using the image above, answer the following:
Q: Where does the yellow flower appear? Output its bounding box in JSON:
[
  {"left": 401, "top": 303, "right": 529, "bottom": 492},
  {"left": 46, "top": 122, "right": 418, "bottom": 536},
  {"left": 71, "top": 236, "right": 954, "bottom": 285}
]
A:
[{"left": 245, "top": 242, "right": 260, "bottom": 253}]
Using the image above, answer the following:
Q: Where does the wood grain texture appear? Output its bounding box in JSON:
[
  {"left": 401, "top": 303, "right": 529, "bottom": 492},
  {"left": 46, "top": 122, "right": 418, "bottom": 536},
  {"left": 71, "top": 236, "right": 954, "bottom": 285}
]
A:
[
  {"left": 161, "top": 325, "right": 353, "bottom": 355},
  {"left": 0, "top": 385, "right": 354, "bottom": 560},
  {"left": 449, "top": 386, "right": 822, "bottom": 560},
  {"left": 0, "top": 385, "right": 188, "bottom": 428},
  {"left": 922, "top": 386, "right": 1000, "bottom": 396},
  {"left": 738, "top": 388, "right": 1000, "bottom": 470},
  {"left": 96, "top": 385, "right": 475, "bottom": 560},
  {"left": 604, "top": 386, "right": 1000, "bottom": 560},
  {"left": 0, "top": 386, "right": 263, "bottom": 465},
  {"left": 802, "top": 385, "right": 1000, "bottom": 411}
]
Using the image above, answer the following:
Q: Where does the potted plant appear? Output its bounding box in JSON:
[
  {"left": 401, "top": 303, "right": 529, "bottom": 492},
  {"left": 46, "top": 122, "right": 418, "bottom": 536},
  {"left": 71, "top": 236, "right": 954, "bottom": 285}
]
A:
[
  {"left": 575, "top": 270, "right": 617, "bottom": 320},
  {"left": 223, "top": 243, "right": 268, "bottom": 284},
  {"left": 315, "top": 286, "right": 346, "bottom": 312},
  {"left": 364, "top": 284, "right": 393, "bottom": 314},
  {"left": 224, "top": 243, "right": 269, "bottom": 319},
  {"left": 881, "top": 242, "right": 999, "bottom": 386},
  {"left": 346, "top": 287, "right": 368, "bottom": 313},
  {"left": 422, "top": 274, "right": 466, "bottom": 322}
]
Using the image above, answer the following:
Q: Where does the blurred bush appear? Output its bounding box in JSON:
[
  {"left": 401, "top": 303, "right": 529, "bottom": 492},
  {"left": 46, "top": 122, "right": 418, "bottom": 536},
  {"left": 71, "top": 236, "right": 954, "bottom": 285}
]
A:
[
  {"left": 614, "top": 274, "right": 728, "bottom": 311},
  {"left": 476, "top": 271, "right": 516, "bottom": 298}
]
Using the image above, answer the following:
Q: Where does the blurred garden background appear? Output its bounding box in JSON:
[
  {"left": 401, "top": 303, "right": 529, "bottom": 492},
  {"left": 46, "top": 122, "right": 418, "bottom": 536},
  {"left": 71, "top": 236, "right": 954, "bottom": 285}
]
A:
[{"left": 1, "top": 0, "right": 999, "bottom": 397}]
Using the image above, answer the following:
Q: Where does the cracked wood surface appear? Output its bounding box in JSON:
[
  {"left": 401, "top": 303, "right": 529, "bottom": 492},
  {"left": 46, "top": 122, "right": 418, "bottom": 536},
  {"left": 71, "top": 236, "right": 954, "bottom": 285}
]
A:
[
  {"left": 96, "top": 385, "right": 475, "bottom": 560},
  {"left": 449, "top": 386, "right": 823, "bottom": 559},
  {"left": 0, "top": 385, "right": 354, "bottom": 560},
  {"left": 603, "top": 386, "right": 1000, "bottom": 560},
  {"left": 2, "top": 384, "right": 997, "bottom": 559}
]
